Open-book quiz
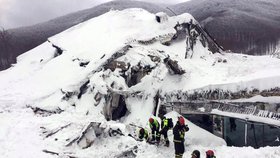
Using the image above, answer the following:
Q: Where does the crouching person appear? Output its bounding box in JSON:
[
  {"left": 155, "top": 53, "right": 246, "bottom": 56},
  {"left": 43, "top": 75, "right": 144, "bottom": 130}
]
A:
[
  {"left": 173, "top": 116, "right": 189, "bottom": 158},
  {"left": 149, "top": 117, "right": 160, "bottom": 143},
  {"left": 138, "top": 128, "right": 149, "bottom": 141}
]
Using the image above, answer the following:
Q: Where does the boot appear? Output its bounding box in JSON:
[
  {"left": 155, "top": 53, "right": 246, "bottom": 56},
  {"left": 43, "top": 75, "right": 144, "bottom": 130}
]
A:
[
  {"left": 164, "top": 140, "right": 170, "bottom": 147},
  {"left": 151, "top": 135, "right": 155, "bottom": 142}
]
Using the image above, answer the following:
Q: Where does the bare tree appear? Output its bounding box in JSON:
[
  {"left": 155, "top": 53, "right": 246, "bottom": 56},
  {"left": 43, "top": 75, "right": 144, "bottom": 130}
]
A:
[
  {"left": 0, "top": 27, "right": 13, "bottom": 69},
  {"left": 271, "top": 43, "right": 280, "bottom": 59},
  {"left": 0, "top": 27, "right": 12, "bottom": 50}
]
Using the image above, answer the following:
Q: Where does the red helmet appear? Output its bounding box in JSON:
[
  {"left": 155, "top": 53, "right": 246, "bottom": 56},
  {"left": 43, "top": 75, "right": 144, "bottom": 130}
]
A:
[
  {"left": 149, "top": 118, "right": 154, "bottom": 123},
  {"left": 179, "top": 116, "right": 185, "bottom": 125},
  {"left": 206, "top": 150, "right": 214, "bottom": 156},
  {"left": 140, "top": 128, "right": 144, "bottom": 134}
]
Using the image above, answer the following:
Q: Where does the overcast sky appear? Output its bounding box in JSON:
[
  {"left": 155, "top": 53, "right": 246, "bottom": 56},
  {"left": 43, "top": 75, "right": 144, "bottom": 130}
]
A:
[{"left": 0, "top": 0, "right": 189, "bottom": 29}]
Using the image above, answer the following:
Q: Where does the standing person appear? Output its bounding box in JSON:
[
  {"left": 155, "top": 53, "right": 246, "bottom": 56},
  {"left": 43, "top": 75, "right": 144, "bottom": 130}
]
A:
[
  {"left": 206, "top": 150, "right": 216, "bottom": 158},
  {"left": 149, "top": 117, "right": 160, "bottom": 143},
  {"left": 191, "top": 150, "right": 200, "bottom": 158},
  {"left": 160, "top": 116, "right": 173, "bottom": 147},
  {"left": 138, "top": 128, "right": 149, "bottom": 142},
  {"left": 173, "top": 116, "right": 189, "bottom": 158}
]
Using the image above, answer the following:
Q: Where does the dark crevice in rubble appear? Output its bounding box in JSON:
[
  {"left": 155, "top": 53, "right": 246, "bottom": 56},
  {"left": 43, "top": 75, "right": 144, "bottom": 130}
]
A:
[
  {"left": 126, "top": 64, "right": 155, "bottom": 87},
  {"left": 77, "top": 80, "right": 90, "bottom": 99},
  {"left": 104, "top": 93, "right": 128, "bottom": 121},
  {"left": 156, "top": 15, "right": 161, "bottom": 23},
  {"left": 153, "top": 90, "right": 161, "bottom": 116},
  {"left": 112, "top": 95, "right": 127, "bottom": 121}
]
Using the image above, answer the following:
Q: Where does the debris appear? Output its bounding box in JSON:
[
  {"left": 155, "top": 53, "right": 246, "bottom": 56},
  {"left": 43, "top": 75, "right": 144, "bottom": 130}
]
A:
[
  {"left": 27, "top": 105, "right": 63, "bottom": 116},
  {"left": 115, "top": 145, "right": 138, "bottom": 158},
  {"left": 93, "top": 45, "right": 132, "bottom": 73},
  {"left": 47, "top": 40, "right": 64, "bottom": 57},
  {"left": 78, "top": 80, "right": 90, "bottom": 99},
  {"left": 163, "top": 57, "right": 185, "bottom": 75},
  {"left": 42, "top": 149, "right": 77, "bottom": 158},
  {"left": 44, "top": 123, "right": 71, "bottom": 138},
  {"left": 104, "top": 61, "right": 128, "bottom": 71},
  {"left": 66, "top": 122, "right": 103, "bottom": 148},
  {"left": 79, "top": 61, "right": 90, "bottom": 67},
  {"left": 138, "top": 38, "right": 157, "bottom": 45}
]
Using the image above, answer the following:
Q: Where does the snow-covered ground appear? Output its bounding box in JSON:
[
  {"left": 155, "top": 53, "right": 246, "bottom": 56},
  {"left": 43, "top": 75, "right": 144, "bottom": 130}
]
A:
[{"left": 0, "top": 9, "right": 280, "bottom": 158}]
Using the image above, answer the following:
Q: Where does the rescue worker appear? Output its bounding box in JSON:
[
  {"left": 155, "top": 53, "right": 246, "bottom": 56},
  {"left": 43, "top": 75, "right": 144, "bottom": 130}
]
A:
[
  {"left": 191, "top": 150, "right": 200, "bottom": 158},
  {"left": 160, "top": 116, "right": 172, "bottom": 147},
  {"left": 149, "top": 117, "right": 160, "bottom": 143},
  {"left": 138, "top": 128, "right": 149, "bottom": 141},
  {"left": 173, "top": 116, "right": 189, "bottom": 158},
  {"left": 206, "top": 150, "right": 216, "bottom": 158}
]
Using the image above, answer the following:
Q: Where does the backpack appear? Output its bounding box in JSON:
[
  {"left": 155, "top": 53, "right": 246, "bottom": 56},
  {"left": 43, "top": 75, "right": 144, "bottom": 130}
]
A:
[{"left": 168, "top": 118, "right": 173, "bottom": 129}]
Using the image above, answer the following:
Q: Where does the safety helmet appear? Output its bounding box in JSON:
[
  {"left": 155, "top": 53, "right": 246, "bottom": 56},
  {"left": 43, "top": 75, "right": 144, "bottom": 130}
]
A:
[
  {"left": 149, "top": 118, "right": 154, "bottom": 123},
  {"left": 179, "top": 116, "right": 185, "bottom": 125},
  {"left": 191, "top": 150, "right": 200, "bottom": 158},
  {"left": 206, "top": 150, "right": 215, "bottom": 156}
]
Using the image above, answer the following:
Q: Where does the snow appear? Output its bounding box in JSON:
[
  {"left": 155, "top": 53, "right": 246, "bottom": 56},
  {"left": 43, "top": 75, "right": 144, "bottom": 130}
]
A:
[
  {"left": 0, "top": 110, "right": 51, "bottom": 158},
  {"left": 0, "top": 8, "right": 279, "bottom": 158}
]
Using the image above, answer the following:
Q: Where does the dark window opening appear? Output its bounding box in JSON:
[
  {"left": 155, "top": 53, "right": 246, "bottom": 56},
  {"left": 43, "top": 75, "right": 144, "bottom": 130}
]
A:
[{"left": 112, "top": 95, "right": 127, "bottom": 120}]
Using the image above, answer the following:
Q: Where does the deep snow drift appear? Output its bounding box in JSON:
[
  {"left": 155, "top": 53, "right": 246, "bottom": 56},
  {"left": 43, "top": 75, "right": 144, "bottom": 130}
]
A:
[{"left": 0, "top": 9, "right": 280, "bottom": 158}]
